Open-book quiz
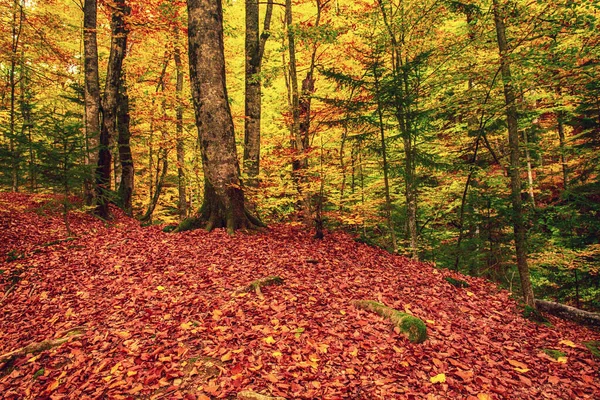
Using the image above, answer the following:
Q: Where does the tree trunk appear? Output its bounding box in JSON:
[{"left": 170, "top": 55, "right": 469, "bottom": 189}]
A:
[
  {"left": 373, "top": 62, "right": 398, "bottom": 253},
  {"left": 243, "top": 0, "right": 273, "bottom": 188},
  {"left": 285, "top": 0, "right": 302, "bottom": 177},
  {"left": 174, "top": 31, "right": 188, "bottom": 220},
  {"left": 556, "top": 110, "right": 569, "bottom": 190},
  {"left": 185, "top": 0, "right": 262, "bottom": 233},
  {"left": 523, "top": 127, "right": 536, "bottom": 207},
  {"left": 96, "top": 0, "right": 129, "bottom": 219},
  {"left": 83, "top": 0, "right": 101, "bottom": 205},
  {"left": 493, "top": 0, "right": 535, "bottom": 308},
  {"left": 9, "top": 0, "right": 24, "bottom": 192},
  {"left": 117, "top": 72, "right": 134, "bottom": 216}
]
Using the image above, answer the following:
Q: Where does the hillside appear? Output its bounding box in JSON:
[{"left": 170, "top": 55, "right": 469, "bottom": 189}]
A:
[{"left": 0, "top": 193, "right": 598, "bottom": 399}]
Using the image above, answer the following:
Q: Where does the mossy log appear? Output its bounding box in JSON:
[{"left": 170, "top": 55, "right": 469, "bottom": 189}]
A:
[
  {"left": 237, "top": 391, "right": 286, "bottom": 400},
  {"left": 235, "top": 276, "right": 284, "bottom": 298},
  {"left": 584, "top": 341, "right": 600, "bottom": 358},
  {"left": 353, "top": 300, "right": 427, "bottom": 343},
  {"left": 0, "top": 326, "right": 86, "bottom": 364},
  {"left": 535, "top": 299, "right": 600, "bottom": 328}
]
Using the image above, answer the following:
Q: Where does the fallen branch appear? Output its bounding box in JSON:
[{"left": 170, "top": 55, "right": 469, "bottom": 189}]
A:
[
  {"left": 353, "top": 300, "right": 427, "bottom": 344},
  {"left": 535, "top": 299, "right": 600, "bottom": 328},
  {"left": 0, "top": 326, "right": 86, "bottom": 364}
]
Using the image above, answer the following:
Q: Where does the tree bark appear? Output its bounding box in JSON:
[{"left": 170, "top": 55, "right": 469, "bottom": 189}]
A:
[
  {"left": 535, "top": 299, "right": 600, "bottom": 328},
  {"left": 493, "top": 0, "right": 535, "bottom": 308},
  {"left": 174, "top": 31, "right": 188, "bottom": 220},
  {"left": 243, "top": 0, "right": 273, "bottom": 188},
  {"left": 9, "top": 0, "right": 24, "bottom": 192},
  {"left": 96, "top": 0, "right": 129, "bottom": 219},
  {"left": 285, "top": 0, "right": 302, "bottom": 176},
  {"left": 186, "top": 0, "right": 262, "bottom": 233},
  {"left": 117, "top": 72, "right": 134, "bottom": 216},
  {"left": 83, "top": 0, "right": 101, "bottom": 205}
]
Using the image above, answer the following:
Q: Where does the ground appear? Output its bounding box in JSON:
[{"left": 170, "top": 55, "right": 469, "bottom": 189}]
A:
[{"left": 0, "top": 193, "right": 599, "bottom": 399}]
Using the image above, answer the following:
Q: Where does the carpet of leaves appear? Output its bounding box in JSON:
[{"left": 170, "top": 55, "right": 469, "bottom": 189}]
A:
[{"left": 0, "top": 193, "right": 599, "bottom": 399}]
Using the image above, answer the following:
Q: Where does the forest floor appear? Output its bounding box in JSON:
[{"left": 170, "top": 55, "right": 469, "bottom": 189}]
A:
[{"left": 0, "top": 192, "right": 599, "bottom": 400}]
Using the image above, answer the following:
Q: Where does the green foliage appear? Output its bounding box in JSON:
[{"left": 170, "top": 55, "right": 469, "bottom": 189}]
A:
[
  {"left": 583, "top": 341, "right": 600, "bottom": 359},
  {"left": 542, "top": 349, "right": 566, "bottom": 360},
  {"left": 445, "top": 277, "right": 470, "bottom": 288},
  {"left": 522, "top": 305, "right": 551, "bottom": 326}
]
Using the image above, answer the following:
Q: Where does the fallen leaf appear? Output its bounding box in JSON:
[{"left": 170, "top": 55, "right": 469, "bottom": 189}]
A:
[{"left": 430, "top": 373, "right": 446, "bottom": 383}]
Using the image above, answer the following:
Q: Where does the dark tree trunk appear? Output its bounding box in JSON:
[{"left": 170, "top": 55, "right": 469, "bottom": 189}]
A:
[
  {"left": 243, "top": 0, "right": 273, "bottom": 188},
  {"left": 96, "top": 0, "right": 129, "bottom": 219},
  {"left": 285, "top": 0, "right": 302, "bottom": 176},
  {"left": 117, "top": 72, "right": 134, "bottom": 216},
  {"left": 185, "top": 0, "right": 262, "bottom": 233},
  {"left": 83, "top": 0, "right": 101, "bottom": 205},
  {"left": 9, "top": 0, "right": 24, "bottom": 192},
  {"left": 174, "top": 31, "right": 188, "bottom": 220},
  {"left": 493, "top": 0, "right": 535, "bottom": 308}
]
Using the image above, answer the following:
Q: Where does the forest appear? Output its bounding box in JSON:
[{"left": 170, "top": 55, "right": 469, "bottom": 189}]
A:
[{"left": 0, "top": 0, "right": 599, "bottom": 398}]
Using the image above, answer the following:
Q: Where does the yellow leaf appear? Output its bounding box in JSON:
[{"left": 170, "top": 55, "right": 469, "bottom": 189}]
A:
[
  {"left": 466, "top": 291, "right": 474, "bottom": 297},
  {"left": 515, "top": 367, "right": 530, "bottom": 373},
  {"left": 309, "top": 353, "right": 320, "bottom": 363},
  {"left": 556, "top": 356, "right": 568, "bottom": 364},
  {"left": 220, "top": 351, "right": 232, "bottom": 362},
  {"left": 318, "top": 343, "right": 329, "bottom": 354},
  {"left": 340, "top": 310, "right": 346, "bottom": 315},
  {"left": 430, "top": 373, "right": 446, "bottom": 383},
  {"left": 426, "top": 319, "right": 435, "bottom": 324},
  {"left": 180, "top": 322, "right": 192, "bottom": 330},
  {"left": 392, "top": 345, "right": 403, "bottom": 354},
  {"left": 156, "top": 285, "right": 165, "bottom": 291},
  {"left": 264, "top": 336, "right": 276, "bottom": 344},
  {"left": 559, "top": 339, "right": 576, "bottom": 348},
  {"left": 272, "top": 351, "right": 282, "bottom": 357},
  {"left": 126, "top": 370, "right": 137, "bottom": 377},
  {"left": 110, "top": 362, "right": 121, "bottom": 375},
  {"left": 349, "top": 347, "right": 358, "bottom": 357},
  {"left": 507, "top": 359, "right": 528, "bottom": 369},
  {"left": 212, "top": 310, "right": 223, "bottom": 321},
  {"left": 477, "top": 394, "right": 491, "bottom": 400},
  {"left": 115, "top": 331, "right": 131, "bottom": 339},
  {"left": 47, "top": 379, "right": 60, "bottom": 392}
]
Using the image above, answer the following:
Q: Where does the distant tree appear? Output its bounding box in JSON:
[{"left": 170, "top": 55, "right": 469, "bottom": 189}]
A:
[{"left": 182, "top": 0, "right": 262, "bottom": 233}]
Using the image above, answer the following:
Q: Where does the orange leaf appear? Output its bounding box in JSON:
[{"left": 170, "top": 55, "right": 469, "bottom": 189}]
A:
[{"left": 507, "top": 359, "right": 528, "bottom": 369}]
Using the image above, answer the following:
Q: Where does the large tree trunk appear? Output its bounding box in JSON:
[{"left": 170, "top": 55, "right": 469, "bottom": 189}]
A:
[
  {"left": 285, "top": 0, "right": 302, "bottom": 177},
  {"left": 83, "top": 0, "right": 101, "bottom": 205},
  {"left": 96, "top": 0, "right": 129, "bottom": 219},
  {"left": 9, "top": 0, "right": 24, "bottom": 192},
  {"left": 243, "top": 0, "right": 273, "bottom": 188},
  {"left": 493, "top": 0, "right": 535, "bottom": 308},
  {"left": 117, "top": 72, "right": 134, "bottom": 216},
  {"left": 185, "top": 0, "right": 262, "bottom": 233}
]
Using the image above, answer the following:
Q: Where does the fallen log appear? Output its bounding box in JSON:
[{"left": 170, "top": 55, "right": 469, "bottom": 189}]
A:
[
  {"left": 535, "top": 299, "right": 600, "bottom": 328},
  {"left": 353, "top": 300, "right": 427, "bottom": 343},
  {"left": 235, "top": 276, "right": 284, "bottom": 298},
  {"left": 0, "top": 326, "right": 86, "bottom": 364}
]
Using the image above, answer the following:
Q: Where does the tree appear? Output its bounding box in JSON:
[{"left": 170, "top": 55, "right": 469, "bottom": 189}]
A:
[
  {"left": 183, "top": 0, "right": 262, "bottom": 233},
  {"left": 83, "top": 0, "right": 101, "bottom": 205},
  {"left": 95, "top": 0, "right": 130, "bottom": 219},
  {"left": 243, "top": 0, "right": 274, "bottom": 188},
  {"left": 492, "top": 0, "right": 535, "bottom": 308}
]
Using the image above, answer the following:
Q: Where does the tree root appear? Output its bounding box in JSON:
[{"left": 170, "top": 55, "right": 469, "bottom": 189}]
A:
[
  {"left": 235, "top": 276, "right": 284, "bottom": 298},
  {"left": 0, "top": 326, "right": 86, "bottom": 365},
  {"left": 353, "top": 300, "right": 427, "bottom": 344}
]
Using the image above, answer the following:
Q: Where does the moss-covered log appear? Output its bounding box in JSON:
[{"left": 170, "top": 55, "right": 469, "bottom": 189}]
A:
[
  {"left": 353, "top": 300, "right": 427, "bottom": 343},
  {"left": 235, "top": 276, "right": 284, "bottom": 298},
  {"left": 535, "top": 299, "right": 600, "bottom": 328},
  {"left": 0, "top": 326, "right": 86, "bottom": 364},
  {"left": 584, "top": 341, "right": 600, "bottom": 358}
]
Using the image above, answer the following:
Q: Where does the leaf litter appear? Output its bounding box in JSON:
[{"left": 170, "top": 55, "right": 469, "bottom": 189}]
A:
[{"left": 0, "top": 193, "right": 599, "bottom": 399}]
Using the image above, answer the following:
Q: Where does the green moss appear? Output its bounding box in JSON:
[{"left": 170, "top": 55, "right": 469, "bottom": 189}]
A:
[
  {"left": 247, "top": 276, "right": 284, "bottom": 291},
  {"left": 584, "top": 341, "right": 600, "bottom": 358},
  {"left": 32, "top": 368, "right": 45, "bottom": 380},
  {"left": 444, "top": 277, "right": 470, "bottom": 288},
  {"left": 162, "top": 224, "right": 177, "bottom": 233},
  {"left": 522, "top": 305, "right": 551, "bottom": 326},
  {"left": 354, "top": 300, "right": 427, "bottom": 344},
  {"left": 542, "top": 348, "right": 566, "bottom": 360},
  {"left": 174, "top": 217, "right": 204, "bottom": 233}
]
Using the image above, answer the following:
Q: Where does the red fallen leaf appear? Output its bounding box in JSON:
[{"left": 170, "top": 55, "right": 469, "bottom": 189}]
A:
[
  {"left": 582, "top": 375, "right": 594, "bottom": 384},
  {"left": 519, "top": 375, "right": 532, "bottom": 386},
  {"left": 454, "top": 370, "right": 474, "bottom": 381},
  {"left": 548, "top": 376, "right": 560, "bottom": 385},
  {"left": 265, "top": 373, "right": 279, "bottom": 383}
]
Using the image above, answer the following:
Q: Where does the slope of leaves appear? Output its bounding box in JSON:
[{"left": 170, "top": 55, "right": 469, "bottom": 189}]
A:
[{"left": 0, "top": 193, "right": 598, "bottom": 399}]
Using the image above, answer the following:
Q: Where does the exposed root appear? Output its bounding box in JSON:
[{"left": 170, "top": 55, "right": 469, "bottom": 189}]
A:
[{"left": 353, "top": 300, "right": 427, "bottom": 344}]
